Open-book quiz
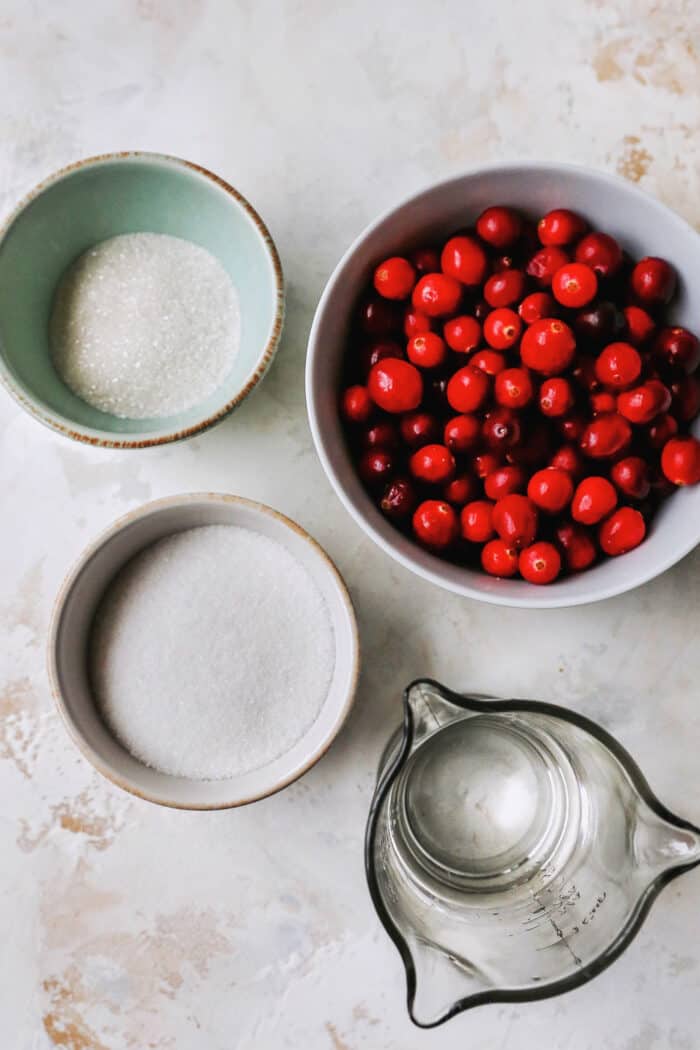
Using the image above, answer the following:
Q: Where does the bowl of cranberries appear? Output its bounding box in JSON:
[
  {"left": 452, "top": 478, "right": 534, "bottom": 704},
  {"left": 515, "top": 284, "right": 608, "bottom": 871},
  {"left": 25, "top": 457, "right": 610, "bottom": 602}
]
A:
[{"left": 306, "top": 165, "right": 700, "bottom": 606}]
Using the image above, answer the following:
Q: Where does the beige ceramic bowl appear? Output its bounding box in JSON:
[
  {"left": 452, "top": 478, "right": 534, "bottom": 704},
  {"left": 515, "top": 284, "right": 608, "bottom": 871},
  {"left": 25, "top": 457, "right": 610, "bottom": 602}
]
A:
[{"left": 48, "top": 494, "right": 359, "bottom": 808}]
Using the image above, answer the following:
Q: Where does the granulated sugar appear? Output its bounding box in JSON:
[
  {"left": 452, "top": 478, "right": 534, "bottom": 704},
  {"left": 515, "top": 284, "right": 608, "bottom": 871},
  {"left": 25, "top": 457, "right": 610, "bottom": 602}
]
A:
[
  {"left": 50, "top": 232, "right": 240, "bottom": 419},
  {"left": 90, "top": 525, "right": 335, "bottom": 780}
]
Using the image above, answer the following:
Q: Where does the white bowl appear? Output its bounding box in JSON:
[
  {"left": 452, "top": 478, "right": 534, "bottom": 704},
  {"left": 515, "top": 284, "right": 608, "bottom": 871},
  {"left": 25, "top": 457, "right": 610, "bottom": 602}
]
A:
[
  {"left": 306, "top": 162, "right": 700, "bottom": 608},
  {"left": 48, "top": 494, "right": 359, "bottom": 808}
]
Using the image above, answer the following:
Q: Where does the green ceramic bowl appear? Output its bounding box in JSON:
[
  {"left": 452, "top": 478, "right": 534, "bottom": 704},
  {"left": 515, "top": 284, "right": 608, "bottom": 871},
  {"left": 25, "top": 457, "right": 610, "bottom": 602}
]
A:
[{"left": 0, "top": 152, "right": 284, "bottom": 447}]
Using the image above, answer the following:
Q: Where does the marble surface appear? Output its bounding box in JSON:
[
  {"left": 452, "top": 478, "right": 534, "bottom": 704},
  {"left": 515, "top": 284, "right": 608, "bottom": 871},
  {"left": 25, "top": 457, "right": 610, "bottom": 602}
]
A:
[{"left": 2, "top": 1, "right": 700, "bottom": 1047}]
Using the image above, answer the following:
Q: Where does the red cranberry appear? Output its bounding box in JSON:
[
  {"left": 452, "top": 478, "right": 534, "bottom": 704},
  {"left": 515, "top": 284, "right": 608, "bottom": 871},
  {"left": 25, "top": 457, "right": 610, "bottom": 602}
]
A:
[
  {"left": 623, "top": 305, "right": 656, "bottom": 346},
  {"left": 571, "top": 476, "right": 617, "bottom": 525},
  {"left": 373, "top": 256, "right": 416, "bottom": 300},
  {"left": 526, "top": 246, "right": 569, "bottom": 286},
  {"left": 617, "top": 380, "right": 671, "bottom": 424},
  {"left": 447, "top": 365, "right": 490, "bottom": 413},
  {"left": 611, "top": 457, "right": 651, "bottom": 499},
  {"left": 539, "top": 377, "right": 574, "bottom": 417},
  {"left": 594, "top": 342, "right": 642, "bottom": 389},
  {"left": 550, "top": 444, "right": 585, "bottom": 478},
  {"left": 400, "top": 411, "right": 440, "bottom": 448},
  {"left": 359, "top": 449, "right": 395, "bottom": 485},
  {"left": 444, "top": 474, "right": 479, "bottom": 506},
  {"left": 574, "top": 301, "right": 625, "bottom": 346},
  {"left": 444, "top": 413, "right": 480, "bottom": 453},
  {"left": 482, "top": 407, "right": 521, "bottom": 450},
  {"left": 484, "top": 269, "right": 526, "bottom": 308},
  {"left": 412, "top": 499, "right": 459, "bottom": 549},
  {"left": 495, "top": 367, "right": 534, "bottom": 409},
  {"left": 410, "top": 443, "right": 456, "bottom": 484},
  {"left": 473, "top": 451, "right": 503, "bottom": 479},
  {"left": 404, "top": 309, "right": 432, "bottom": 340},
  {"left": 518, "top": 291, "right": 556, "bottom": 325},
  {"left": 476, "top": 206, "right": 522, "bottom": 248},
  {"left": 380, "top": 477, "right": 417, "bottom": 519},
  {"left": 341, "top": 385, "right": 372, "bottom": 423},
  {"left": 410, "top": 247, "right": 440, "bottom": 274},
  {"left": 470, "top": 349, "right": 507, "bottom": 375},
  {"left": 363, "top": 421, "right": 399, "bottom": 450},
  {"left": 590, "top": 391, "right": 617, "bottom": 415},
  {"left": 575, "top": 232, "right": 623, "bottom": 277},
  {"left": 599, "top": 507, "right": 646, "bottom": 556},
  {"left": 484, "top": 465, "right": 527, "bottom": 500},
  {"left": 671, "top": 375, "right": 700, "bottom": 422},
  {"left": 361, "top": 339, "right": 405, "bottom": 375},
  {"left": 484, "top": 308, "right": 522, "bottom": 350},
  {"left": 580, "top": 414, "right": 631, "bottom": 458},
  {"left": 443, "top": 315, "right": 481, "bottom": 353},
  {"left": 519, "top": 541, "right": 561, "bottom": 584},
  {"left": 359, "top": 297, "right": 401, "bottom": 335},
  {"left": 520, "top": 318, "right": 576, "bottom": 374},
  {"left": 631, "top": 257, "right": 676, "bottom": 305},
  {"left": 492, "top": 494, "right": 538, "bottom": 548},
  {"left": 552, "top": 263, "right": 598, "bottom": 308},
  {"left": 460, "top": 500, "right": 496, "bottom": 542},
  {"left": 556, "top": 522, "right": 597, "bottom": 572},
  {"left": 481, "top": 538, "right": 519, "bottom": 577},
  {"left": 653, "top": 326, "right": 700, "bottom": 375},
  {"left": 661, "top": 436, "right": 700, "bottom": 485},
  {"left": 527, "top": 468, "right": 574, "bottom": 514},
  {"left": 407, "top": 332, "right": 448, "bottom": 369},
  {"left": 441, "top": 236, "right": 489, "bottom": 286},
  {"left": 647, "top": 412, "right": 678, "bottom": 449},
  {"left": 538, "top": 209, "right": 587, "bottom": 246},
  {"left": 368, "top": 359, "right": 423, "bottom": 413},
  {"left": 412, "top": 272, "right": 463, "bottom": 317}
]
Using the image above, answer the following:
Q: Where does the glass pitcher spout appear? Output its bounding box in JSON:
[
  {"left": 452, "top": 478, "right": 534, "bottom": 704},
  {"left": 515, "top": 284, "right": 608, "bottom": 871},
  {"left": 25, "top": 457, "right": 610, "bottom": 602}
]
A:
[{"left": 634, "top": 806, "right": 700, "bottom": 878}]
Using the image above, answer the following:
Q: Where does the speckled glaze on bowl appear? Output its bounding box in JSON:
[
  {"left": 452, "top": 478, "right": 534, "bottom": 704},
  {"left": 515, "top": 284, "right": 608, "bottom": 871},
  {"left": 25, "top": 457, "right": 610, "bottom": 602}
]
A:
[
  {"left": 306, "top": 162, "right": 700, "bottom": 609},
  {"left": 0, "top": 152, "right": 284, "bottom": 447},
  {"left": 48, "top": 494, "right": 359, "bottom": 809}
]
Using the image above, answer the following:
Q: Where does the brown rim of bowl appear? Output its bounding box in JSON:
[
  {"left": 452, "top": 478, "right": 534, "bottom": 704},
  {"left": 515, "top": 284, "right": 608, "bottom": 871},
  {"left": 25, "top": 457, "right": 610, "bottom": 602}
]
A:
[
  {"left": 0, "top": 151, "right": 285, "bottom": 449},
  {"left": 47, "top": 493, "right": 360, "bottom": 809}
]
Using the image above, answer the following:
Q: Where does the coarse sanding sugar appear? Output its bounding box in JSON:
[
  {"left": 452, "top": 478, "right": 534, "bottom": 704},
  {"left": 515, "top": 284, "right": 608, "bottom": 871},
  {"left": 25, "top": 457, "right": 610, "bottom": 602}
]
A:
[
  {"left": 90, "top": 525, "right": 335, "bottom": 781},
  {"left": 50, "top": 232, "right": 240, "bottom": 419}
]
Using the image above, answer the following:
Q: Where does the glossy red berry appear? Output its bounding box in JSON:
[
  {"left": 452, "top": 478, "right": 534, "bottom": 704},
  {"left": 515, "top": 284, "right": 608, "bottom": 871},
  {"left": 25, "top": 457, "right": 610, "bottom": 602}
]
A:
[
  {"left": 647, "top": 412, "right": 678, "bottom": 449},
  {"left": 444, "top": 413, "right": 481, "bottom": 453},
  {"left": 380, "top": 477, "right": 417, "bottom": 520},
  {"left": 526, "top": 246, "right": 569, "bottom": 287},
  {"left": 484, "top": 269, "right": 526, "bottom": 308},
  {"left": 404, "top": 309, "right": 432, "bottom": 340},
  {"left": 447, "top": 365, "right": 490, "bottom": 413},
  {"left": 590, "top": 391, "right": 617, "bottom": 415},
  {"left": 410, "top": 247, "right": 440, "bottom": 274},
  {"left": 400, "top": 411, "right": 440, "bottom": 448},
  {"left": 484, "top": 308, "right": 522, "bottom": 350},
  {"left": 580, "top": 413, "right": 631, "bottom": 458},
  {"left": 360, "top": 339, "right": 404, "bottom": 375},
  {"left": 574, "top": 232, "right": 623, "bottom": 277},
  {"left": 520, "top": 318, "right": 576, "bottom": 375},
  {"left": 481, "top": 538, "right": 519, "bottom": 577},
  {"left": 527, "top": 468, "right": 574, "bottom": 514},
  {"left": 341, "top": 384, "right": 372, "bottom": 423},
  {"left": 594, "top": 342, "right": 642, "bottom": 388},
  {"left": 550, "top": 444, "right": 585, "bottom": 478},
  {"left": 368, "top": 358, "right": 423, "bottom": 413},
  {"left": 484, "top": 465, "right": 527, "bottom": 501},
  {"left": 538, "top": 377, "right": 574, "bottom": 418},
  {"left": 519, "top": 541, "right": 561, "bottom": 584},
  {"left": 444, "top": 474, "right": 479, "bottom": 506},
  {"left": 460, "top": 500, "right": 496, "bottom": 542},
  {"left": 407, "top": 332, "right": 448, "bottom": 369},
  {"left": 492, "top": 494, "right": 538, "bottom": 548},
  {"left": 599, "top": 507, "right": 646, "bottom": 556},
  {"left": 538, "top": 209, "right": 587, "bottom": 246},
  {"left": 470, "top": 349, "right": 507, "bottom": 375},
  {"left": 441, "top": 236, "right": 489, "bottom": 286},
  {"left": 359, "top": 297, "right": 401, "bottom": 336},
  {"left": 412, "top": 499, "right": 459, "bottom": 549},
  {"left": 574, "top": 302, "right": 625, "bottom": 347},
  {"left": 476, "top": 206, "right": 522, "bottom": 248},
  {"left": 661, "top": 436, "right": 700, "bottom": 485},
  {"left": 412, "top": 273, "right": 463, "bottom": 317},
  {"left": 473, "top": 451, "right": 503, "bottom": 479},
  {"left": 617, "top": 380, "right": 671, "bottom": 424},
  {"left": 552, "top": 263, "right": 598, "bottom": 308},
  {"left": 571, "top": 476, "right": 617, "bottom": 525},
  {"left": 363, "top": 421, "right": 399, "bottom": 450},
  {"left": 373, "top": 256, "right": 416, "bottom": 300},
  {"left": 518, "top": 291, "right": 556, "bottom": 325},
  {"left": 671, "top": 375, "right": 700, "bottom": 422},
  {"left": 631, "top": 257, "right": 676, "bottom": 305},
  {"left": 410, "top": 443, "right": 456, "bottom": 484},
  {"left": 623, "top": 305, "right": 656, "bottom": 347},
  {"left": 443, "top": 315, "right": 481, "bottom": 353},
  {"left": 482, "top": 407, "right": 521, "bottom": 450},
  {"left": 555, "top": 522, "right": 597, "bottom": 572},
  {"left": 611, "top": 456, "right": 651, "bottom": 499},
  {"left": 654, "top": 326, "right": 700, "bottom": 375},
  {"left": 359, "top": 449, "right": 395, "bottom": 485},
  {"left": 495, "top": 367, "right": 533, "bottom": 409}
]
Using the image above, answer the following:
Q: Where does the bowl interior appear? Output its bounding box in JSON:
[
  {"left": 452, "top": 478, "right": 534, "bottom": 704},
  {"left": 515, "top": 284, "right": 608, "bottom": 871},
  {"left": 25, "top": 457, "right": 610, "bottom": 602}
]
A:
[
  {"left": 50, "top": 496, "right": 358, "bottom": 808},
  {"left": 308, "top": 165, "right": 700, "bottom": 607},
  {"left": 0, "top": 155, "right": 281, "bottom": 440}
]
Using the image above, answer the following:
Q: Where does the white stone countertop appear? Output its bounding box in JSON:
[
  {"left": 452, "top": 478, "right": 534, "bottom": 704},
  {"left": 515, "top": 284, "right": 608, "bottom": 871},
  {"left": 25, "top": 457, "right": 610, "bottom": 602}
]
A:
[{"left": 2, "top": 2, "right": 699, "bottom": 1047}]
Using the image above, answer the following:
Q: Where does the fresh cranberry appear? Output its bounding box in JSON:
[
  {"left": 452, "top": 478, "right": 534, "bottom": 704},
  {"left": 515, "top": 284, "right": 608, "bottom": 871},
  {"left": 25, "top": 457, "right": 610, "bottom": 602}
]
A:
[
  {"left": 484, "top": 308, "right": 522, "bottom": 350},
  {"left": 519, "top": 541, "right": 561, "bottom": 584},
  {"left": 359, "top": 297, "right": 401, "bottom": 335},
  {"left": 484, "top": 269, "right": 526, "bottom": 308},
  {"left": 412, "top": 500, "right": 459, "bottom": 549},
  {"left": 580, "top": 413, "right": 631, "bottom": 458},
  {"left": 444, "top": 474, "right": 479, "bottom": 505},
  {"left": 526, "top": 246, "right": 569, "bottom": 286},
  {"left": 495, "top": 367, "right": 533, "bottom": 409},
  {"left": 441, "top": 236, "right": 489, "bottom": 286},
  {"left": 617, "top": 379, "right": 671, "bottom": 424},
  {"left": 527, "top": 468, "right": 574, "bottom": 514},
  {"left": 520, "top": 318, "right": 576, "bottom": 374},
  {"left": 594, "top": 342, "right": 642, "bottom": 388},
  {"left": 484, "top": 465, "right": 527, "bottom": 500},
  {"left": 473, "top": 451, "right": 503, "bottom": 479},
  {"left": 623, "top": 305, "right": 656, "bottom": 346},
  {"left": 360, "top": 339, "right": 405, "bottom": 375},
  {"left": 363, "top": 421, "right": 399, "bottom": 450},
  {"left": 492, "top": 494, "right": 538, "bottom": 548},
  {"left": 611, "top": 457, "right": 650, "bottom": 499},
  {"left": 359, "top": 449, "right": 395, "bottom": 485},
  {"left": 550, "top": 444, "right": 585, "bottom": 478},
  {"left": 538, "top": 209, "right": 587, "bottom": 246},
  {"left": 631, "top": 257, "right": 676, "bottom": 305},
  {"left": 558, "top": 414, "right": 587, "bottom": 442},
  {"left": 444, "top": 413, "right": 481, "bottom": 453},
  {"left": 410, "top": 247, "right": 440, "bottom": 274},
  {"left": 443, "top": 315, "right": 481, "bottom": 353},
  {"left": 671, "top": 375, "right": 700, "bottom": 422},
  {"left": 590, "top": 391, "right": 617, "bottom": 415},
  {"left": 555, "top": 522, "right": 597, "bottom": 572},
  {"left": 400, "top": 411, "right": 440, "bottom": 448},
  {"left": 368, "top": 358, "right": 423, "bottom": 413},
  {"left": 476, "top": 206, "right": 522, "bottom": 248},
  {"left": 410, "top": 443, "right": 456, "bottom": 484},
  {"left": 552, "top": 263, "right": 598, "bottom": 308},
  {"left": 599, "top": 507, "right": 646, "bottom": 556},
  {"left": 341, "top": 384, "right": 372, "bottom": 423},
  {"left": 539, "top": 377, "right": 574, "bottom": 417},
  {"left": 481, "top": 538, "right": 519, "bottom": 577},
  {"left": 647, "top": 412, "right": 678, "bottom": 449},
  {"left": 661, "top": 436, "right": 700, "bottom": 485},
  {"left": 380, "top": 477, "right": 417, "bottom": 519},
  {"left": 518, "top": 291, "right": 556, "bottom": 325},
  {"left": 373, "top": 256, "right": 416, "bottom": 300},
  {"left": 404, "top": 309, "right": 432, "bottom": 340},
  {"left": 482, "top": 407, "right": 521, "bottom": 450},
  {"left": 460, "top": 500, "right": 496, "bottom": 542},
  {"left": 571, "top": 476, "right": 617, "bottom": 524},
  {"left": 574, "top": 232, "right": 623, "bottom": 277},
  {"left": 653, "top": 326, "right": 700, "bottom": 375},
  {"left": 574, "top": 301, "right": 625, "bottom": 346},
  {"left": 571, "top": 357, "right": 600, "bottom": 393},
  {"left": 447, "top": 365, "right": 490, "bottom": 413},
  {"left": 407, "top": 332, "right": 448, "bottom": 369},
  {"left": 412, "top": 272, "right": 463, "bottom": 317},
  {"left": 470, "top": 349, "right": 507, "bottom": 375}
]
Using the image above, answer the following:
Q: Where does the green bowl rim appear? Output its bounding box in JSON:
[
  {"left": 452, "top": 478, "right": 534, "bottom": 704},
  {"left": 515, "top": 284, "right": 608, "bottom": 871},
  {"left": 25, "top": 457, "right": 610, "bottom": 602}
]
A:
[{"left": 0, "top": 150, "right": 285, "bottom": 449}]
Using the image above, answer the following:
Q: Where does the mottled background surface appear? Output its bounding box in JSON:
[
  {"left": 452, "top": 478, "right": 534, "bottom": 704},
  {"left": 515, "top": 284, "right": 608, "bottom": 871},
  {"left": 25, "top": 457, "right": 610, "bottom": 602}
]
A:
[{"left": 2, "top": 1, "right": 700, "bottom": 1047}]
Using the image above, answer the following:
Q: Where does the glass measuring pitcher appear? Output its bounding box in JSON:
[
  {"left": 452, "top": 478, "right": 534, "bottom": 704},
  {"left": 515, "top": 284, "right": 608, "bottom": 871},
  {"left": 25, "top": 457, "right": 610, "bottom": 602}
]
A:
[{"left": 365, "top": 679, "right": 700, "bottom": 1028}]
